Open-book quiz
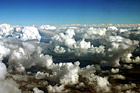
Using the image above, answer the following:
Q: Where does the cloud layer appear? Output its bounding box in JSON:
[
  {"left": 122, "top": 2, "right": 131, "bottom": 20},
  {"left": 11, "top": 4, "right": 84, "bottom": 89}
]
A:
[{"left": 0, "top": 24, "right": 140, "bottom": 93}]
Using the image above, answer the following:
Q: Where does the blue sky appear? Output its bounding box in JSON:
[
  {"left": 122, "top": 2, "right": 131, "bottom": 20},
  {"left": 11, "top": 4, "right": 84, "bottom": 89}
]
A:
[{"left": 0, "top": 0, "right": 140, "bottom": 25}]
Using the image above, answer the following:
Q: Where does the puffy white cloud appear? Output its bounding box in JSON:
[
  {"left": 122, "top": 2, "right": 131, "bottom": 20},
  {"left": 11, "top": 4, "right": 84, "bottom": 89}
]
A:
[
  {"left": 73, "top": 39, "right": 92, "bottom": 49},
  {"left": 119, "top": 29, "right": 129, "bottom": 33},
  {"left": 137, "top": 27, "right": 140, "bottom": 30},
  {"left": 107, "top": 26, "right": 118, "bottom": 31},
  {"left": 51, "top": 29, "right": 105, "bottom": 56},
  {"left": 33, "top": 87, "right": 44, "bottom": 93},
  {"left": 74, "top": 27, "right": 106, "bottom": 40},
  {"left": 39, "top": 54, "right": 53, "bottom": 68},
  {"left": 5, "top": 41, "right": 43, "bottom": 72},
  {"left": 0, "top": 62, "right": 7, "bottom": 80},
  {"left": 0, "top": 24, "right": 41, "bottom": 41},
  {"left": 35, "top": 71, "right": 46, "bottom": 79},
  {"left": 122, "top": 53, "right": 133, "bottom": 63},
  {"left": 39, "top": 25, "right": 56, "bottom": 30},
  {"left": 47, "top": 61, "right": 80, "bottom": 85},
  {"left": 51, "top": 29, "right": 75, "bottom": 47},
  {"left": 86, "top": 74, "right": 111, "bottom": 93},
  {"left": 107, "top": 36, "right": 138, "bottom": 50},
  {"left": 8, "top": 47, "right": 27, "bottom": 72},
  {"left": 111, "top": 74, "right": 126, "bottom": 80},
  {"left": 47, "top": 84, "right": 69, "bottom": 93},
  {"left": 100, "top": 59, "right": 121, "bottom": 67},
  {"left": 79, "top": 65, "right": 96, "bottom": 77},
  {"left": 111, "top": 68, "right": 119, "bottom": 74},
  {"left": 87, "top": 27, "right": 106, "bottom": 36},
  {"left": 125, "top": 90, "right": 138, "bottom": 93},
  {"left": 114, "top": 83, "right": 137, "bottom": 92},
  {"left": 133, "top": 56, "right": 140, "bottom": 64},
  {"left": 0, "top": 41, "right": 10, "bottom": 61},
  {"left": 76, "top": 82, "right": 85, "bottom": 88},
  {"left": 79, "top": 65, "right": 111, "bottom": 92},
  {"left": 19, "top": 26, "right": 41, "bottom": 41},
  {"left": 0, "top": 24, "right": 13, "bottom": 38},
  {"left": 121, "top": 53, "right": 140, "bottom": 64},
  {"left": 123, "top": 64, "right": 133, "bottom": 69},
  {"left": 101, "top": 35, "right": 139, "bottom": 67},
  {"left": 54, "top": 46, "right": 66, "bottom": 54}
]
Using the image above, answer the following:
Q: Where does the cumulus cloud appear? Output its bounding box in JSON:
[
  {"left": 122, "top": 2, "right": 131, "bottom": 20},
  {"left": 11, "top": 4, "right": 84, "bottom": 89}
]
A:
[
  {"left": 107, "top": 26, "right": 118, "bottom": 31},
  {"left": 0, "top": 24, "right": 13, "bottom": 38},
  {"left": 0, "top": 24, "right": 41, "bottom": 41},
  {"left": 119, "top": 29, "right": 129, "bottom": 33},
  {"left": 35, "top": 71, "right": 46, "bottom": 79},
  {"left": 111, "top": 74, "right": 126, "bottom": 80},
  {"left": 86, "top": 74, "right": 111, "bottom": 93},
  {"left": 100, "top": 35, "right": 139, "bottom": 67},
  {"left": 114, "top": 83, "right": 137, "bottom": 92},
  {"left": 0, "top": 24, "right": 140, "bottom": 92},
  {"left": 39, "top": 25, "right": 56, "bottom": 30},
  {"left": 19, "top": 26, "right": 41, "bottom": 41},
  {"left": 123, "top": 64, "right": 133, "bottom": 69},
  {"left": 0, "top": 41, "right": 10, "bottom": 61},
  {"left": 111, "top": 68, "right": 119, "bottom": 74},
  {"left": 122, "top": 53, "right": 133, "bottom": 63},
  {"left": 51, "top": 29, "right": 105, "bottom": 56},
  {"left": 133, "top": 56, "right": 140, "bottom": 64},
  {"left": 0, "top": 53, "right": 21, "bottom": 93},
  {"left": 121, "top": 53, "right": 140, "bottom": 64},
  {"left": 47, "top": 84, "right": 69, "bottom": 93},
  {"left": 137, "top": 27, "right": 140, "bottom": 30},
  {"left": 0, "top": 62, "right": 7, "bottom": 80},
  {"left": 47, "top": 61, "right": 80, "bottom": 85},
  {"left": 33, "top": 87, "right": 44, "bottom": 93}
]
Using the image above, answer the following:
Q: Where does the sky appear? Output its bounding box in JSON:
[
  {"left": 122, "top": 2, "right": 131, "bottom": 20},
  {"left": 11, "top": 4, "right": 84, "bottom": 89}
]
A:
[{"left": 0, "top": 0, "right": 140, "bottom": 25}]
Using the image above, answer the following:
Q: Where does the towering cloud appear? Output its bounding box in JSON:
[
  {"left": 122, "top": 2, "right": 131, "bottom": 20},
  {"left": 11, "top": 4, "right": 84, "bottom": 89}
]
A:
[
  {"left": 19, "top": 26, "right": 41, "bottom": 41},
  {"left": 0, "top": 24, "right": 12, "bottom": 38}
]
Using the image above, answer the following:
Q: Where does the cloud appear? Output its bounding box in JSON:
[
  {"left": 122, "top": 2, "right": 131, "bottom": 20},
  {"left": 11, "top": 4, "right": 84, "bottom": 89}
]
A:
[
  {"left": 111, "top": 68, "right": 119, "bottom": 74},
  {"left": 0, "top": 24, "right": 140, "bottom": 92},
  {"left": 0, "top": 24, "right": 41, "bottom": 41},
  {"left": 47, "top": 84, "right": 69, "bottom": 93},
  {"left": 0, "top": 62, "right": 7, "bottom": 80},
  {"left": 0, "top": 41, "right": 10, "bottom": 61},
  {"left": 137, "top": 27, "right": 140, "bottom": 30},
  {"left": 35, "top": 71, "right": 46, "bottom": 79},
  {"left": 0, "top": 80, "right": 21, "bottom": 93},
  {"left": 133, "top": 56, "right": 140, "bottom": 64},
  {"left": 111, "top": 74, "right": 126, "bottom": 80},
  {"left": 114, "top": 83, "right": 137, "bottom": 92},
  {"left": 39, "top": 25, "right": 56, "bottom": 30},
  {"left": 86, "top": 74, "right": 111, "bottom": 92},
  {"left": 107, "top": 26, "right": 118, "bottom": 31},
  {"left": 0, "top": 24, "right": 12, "bottom": 38},
  {"left": 51, "top": 29, "right": 105, "bottom": 56},
  {"left": 47, "top": 61, "right": 80, "bottom": 85},
  {"left": 119, "top": 29, "right": 129, "bottom": 33},
  {"left": 123, "top": 64, "right": 133, "bottom": 69},
  {"left": 19, "top": 26, "right": 41, "bottom": 41},
  {"left": 33, "top": 87, "right": 44, "bottom": 93},
  {"left": 100, "top": 35, "right": 139, "bottom": 67}
]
